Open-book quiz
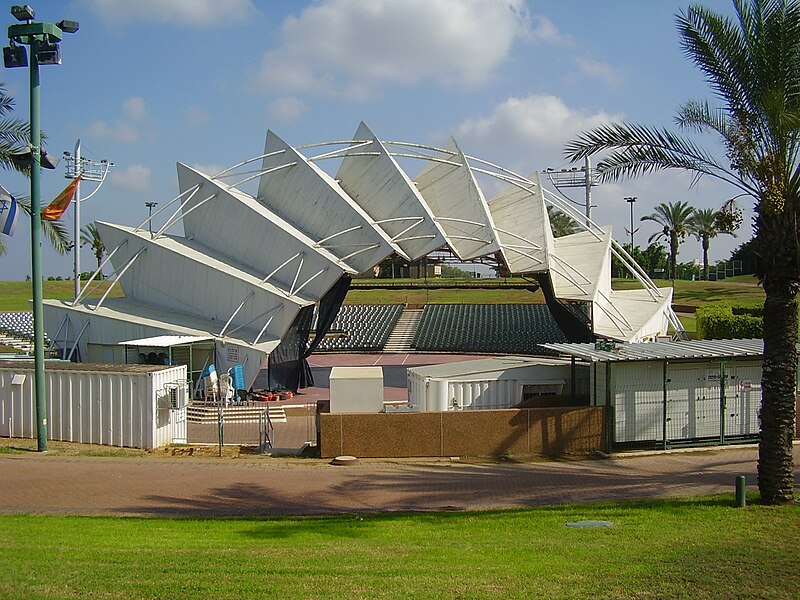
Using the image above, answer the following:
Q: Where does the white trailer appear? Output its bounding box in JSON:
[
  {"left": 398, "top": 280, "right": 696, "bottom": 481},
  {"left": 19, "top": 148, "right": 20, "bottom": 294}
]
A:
[
  {"left": 0, "top": 361, "right": 188, "bottom": 449},
  {"left": 407, "top": 356, "right": 587, "bottom": 412}
]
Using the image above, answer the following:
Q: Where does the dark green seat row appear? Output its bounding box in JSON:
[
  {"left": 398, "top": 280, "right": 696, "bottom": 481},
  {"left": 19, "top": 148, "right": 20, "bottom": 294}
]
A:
[
  {"left": 411, "top": 304, "right": 567, "bottom": 355},
  {"left": 315, "top": 304, "right": 404, "bottom": 352}
]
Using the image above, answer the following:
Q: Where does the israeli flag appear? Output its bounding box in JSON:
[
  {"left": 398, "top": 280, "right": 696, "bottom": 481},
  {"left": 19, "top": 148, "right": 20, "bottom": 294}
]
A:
[{"left": 0, "top": 185, "right": 18, "bottom": 237}]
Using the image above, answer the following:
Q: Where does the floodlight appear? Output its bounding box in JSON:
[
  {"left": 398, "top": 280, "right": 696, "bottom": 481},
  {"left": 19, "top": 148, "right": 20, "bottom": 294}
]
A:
[
  {"left": 10, "top": 4, "right": 34, "bottom": 21},
  {"left": 3, "top": 44, "right": 27, "bottom": 68},
  {"left": 56, "top": 20, "right": 79, "bottom": 34},
  {"left": 10, "top": 147, "right": 59, "bottom": 169},
  {"left": 35, "top": 40, "right": 61, "bottom": 65}
]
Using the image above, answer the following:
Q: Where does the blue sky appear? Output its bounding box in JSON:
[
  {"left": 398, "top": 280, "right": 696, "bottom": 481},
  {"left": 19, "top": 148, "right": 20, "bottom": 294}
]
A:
[{"left": 1, "top": 0, "right": 747, "bottom": 280}]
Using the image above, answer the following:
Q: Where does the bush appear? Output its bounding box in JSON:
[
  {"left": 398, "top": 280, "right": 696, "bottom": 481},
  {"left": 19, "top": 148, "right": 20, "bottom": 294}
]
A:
[
  {"left": 696, "top": 304, "right": 763, "bottom": 339},
  {"left": 731, "top": 304, "right": 763, "bottom": 317}
]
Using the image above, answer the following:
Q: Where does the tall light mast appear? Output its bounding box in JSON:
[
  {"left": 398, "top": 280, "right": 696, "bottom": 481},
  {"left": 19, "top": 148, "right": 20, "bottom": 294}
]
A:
[{"left": 63, "top": 139, "right": 113, "bottom": 299}]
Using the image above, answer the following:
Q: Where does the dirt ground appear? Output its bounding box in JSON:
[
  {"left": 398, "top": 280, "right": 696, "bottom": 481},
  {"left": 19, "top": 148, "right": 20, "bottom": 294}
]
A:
[{"left": 2, "top": 436, "right": 798, "bottom": 517}]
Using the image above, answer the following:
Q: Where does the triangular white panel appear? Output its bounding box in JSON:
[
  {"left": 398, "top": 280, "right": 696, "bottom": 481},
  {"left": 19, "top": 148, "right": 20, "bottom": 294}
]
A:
[
  {"left": 593, "top": 288, "right": 673, "bottom": 342},
  {"left": 256, "top": 130, "right": 401, "bottom": 273},
  {"left": 414, "top": 140, "right": 501, "bottom": 260},
  {"left": 336, "top": 122, "right": 447, "bottom": 260},
  {"left": 178, "top": 163, "right": 354, "bottom": 300},
  {"left": 550, "top": 227, "right": 613, "bottom": 301},
  {"left": 42, "top": 298, "right": 282, "bottom": 355},
  {"left": 488, "top": 172, "right": 553, "bottom": 274},
  {"left": 96, "top": 222, "right": 308, "bottom": 345}
]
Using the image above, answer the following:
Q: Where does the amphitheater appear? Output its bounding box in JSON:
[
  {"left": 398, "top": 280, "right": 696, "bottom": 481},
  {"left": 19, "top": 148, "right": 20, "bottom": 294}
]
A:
[
  {"left": 2, "top": 124, "right": 707, "bottom": 454},
  {"left": 34, "top": 123, "right": 681, "bottom": 390}
]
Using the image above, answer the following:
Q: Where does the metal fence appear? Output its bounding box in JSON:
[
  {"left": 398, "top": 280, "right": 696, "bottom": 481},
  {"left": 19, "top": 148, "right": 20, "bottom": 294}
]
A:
[{"left": 186, "top": 401, "right": 318, "bottom": 454}]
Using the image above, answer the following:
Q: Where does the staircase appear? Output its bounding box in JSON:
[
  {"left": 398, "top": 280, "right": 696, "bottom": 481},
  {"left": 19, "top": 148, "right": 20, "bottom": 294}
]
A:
[
  {"left": 0, "top": 334, "right": 33, "bottom": 353},
  {"left": 383, "top": 308, "right": 423, "bottom": 353},
  {"left": 187, "top": 403, "right": 287, "bottom": 424}
]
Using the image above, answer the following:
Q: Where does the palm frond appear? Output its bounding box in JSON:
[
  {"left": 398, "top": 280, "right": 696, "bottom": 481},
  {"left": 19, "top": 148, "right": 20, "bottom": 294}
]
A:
[
  {"left": 0, "top": 83, "right": 15, "bottom": 117},
  {"left": 678, "top": 3, "right": 752, "bottom": 122},
  {"left": 14, "top": 194, "right": 72, "bottom": 255},
  {"left": 675, "top": 99, "right": 732, "bottom": 137},
  {"left": 565, "top": 121, "right": 757, "bottom": 193}
]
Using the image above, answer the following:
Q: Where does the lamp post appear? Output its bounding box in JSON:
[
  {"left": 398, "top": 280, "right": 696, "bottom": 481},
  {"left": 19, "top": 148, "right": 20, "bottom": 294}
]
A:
[
  {"left": 624, "top": 196, "right": 638, "bottom": 250},
  {"left": 145, "top": 202, "right": 158, "bottom": 235},
  {"left": 5, "top": 4, "right": 78, "bottom": 452},
  {"left": 64, "top": 140, "right": 113, "bottom": 299}
]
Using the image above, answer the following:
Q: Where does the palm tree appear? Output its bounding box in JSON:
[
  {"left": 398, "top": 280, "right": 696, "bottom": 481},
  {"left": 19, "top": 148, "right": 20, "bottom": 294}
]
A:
[
  {"left": 565, "top": 0, "right": 799, "bottom": 504},
  {"left": 687, "top": 207, "right": 737, "bottom": 279},
  {"left": 546, "top": 205, "right": 580, "bottom": 237},
  {"left": 640, "top": 201, "right": 695, "bottom": 280},
  {"left": 80, "top": 222, "right": 104, "bottom": 278},
  {"left": 0, "top": 82, "right": 70, "bottom": 257}
]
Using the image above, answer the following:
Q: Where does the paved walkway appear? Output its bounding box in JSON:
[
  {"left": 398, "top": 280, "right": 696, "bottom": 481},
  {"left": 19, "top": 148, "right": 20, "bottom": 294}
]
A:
[{"left": 2, "top": 445, "right": 798, "bottom": 517}]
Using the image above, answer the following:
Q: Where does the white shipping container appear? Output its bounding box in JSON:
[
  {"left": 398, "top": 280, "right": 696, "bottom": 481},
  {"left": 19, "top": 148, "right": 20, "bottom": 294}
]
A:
[
  {"left": 0, "top": 362, "right": 187, "bottom": 449},
  {"left": 407, "top": 357, "right": 579, "bottom": 412}
]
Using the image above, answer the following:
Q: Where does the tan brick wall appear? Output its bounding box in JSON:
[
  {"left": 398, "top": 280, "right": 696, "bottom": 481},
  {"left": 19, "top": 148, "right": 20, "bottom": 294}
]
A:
[{"left": 319, "top": 407, "right": 604, "bottom": 458}]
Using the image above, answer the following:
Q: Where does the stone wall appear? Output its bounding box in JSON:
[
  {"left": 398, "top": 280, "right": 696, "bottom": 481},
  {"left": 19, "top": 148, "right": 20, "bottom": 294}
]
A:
[{"left": 319, "top": 406, "right": 604, "bottom": 458}]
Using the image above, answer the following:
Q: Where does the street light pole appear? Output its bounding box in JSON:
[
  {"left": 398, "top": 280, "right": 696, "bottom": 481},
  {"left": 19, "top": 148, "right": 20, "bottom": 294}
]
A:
[
  {"left": 145, "top": 202, "right": 158, "bottom": 235},
  {"left": 5, "top": 5, "right": 79, "bottom": 452},
  {"left": 28, "top": 32, "right": 44, "bottom": 451},
  {"left": 624, "top": 196, "right": 638, "bottom": 249}
]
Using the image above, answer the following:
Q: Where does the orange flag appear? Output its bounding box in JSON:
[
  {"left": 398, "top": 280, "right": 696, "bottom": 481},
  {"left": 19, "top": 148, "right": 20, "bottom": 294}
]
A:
[{"left": 41, "top": 174, "right": 81, "bottom": 221}]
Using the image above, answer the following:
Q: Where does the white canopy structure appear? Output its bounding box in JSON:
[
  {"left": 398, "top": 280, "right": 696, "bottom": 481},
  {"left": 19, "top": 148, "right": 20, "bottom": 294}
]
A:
[{"left": 44, "top": 122, "right": 683, "bottom": 390}]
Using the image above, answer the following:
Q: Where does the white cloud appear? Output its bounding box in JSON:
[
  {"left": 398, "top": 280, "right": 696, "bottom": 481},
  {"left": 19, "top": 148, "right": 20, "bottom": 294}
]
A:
[
  {"left": 256, "top": 0, "right": 535, "bottom": 100},
  {"left": 573, "top": 55, "right": 624, "bottom": 87},
  {"left": 110, "top": 164, "right": 151, "bottom": 192},
  {"left": 189, "top": 163, "right": 227, "bottom": 177},
  {"left": 453, "top": 94, "right": 622, "bottom": 172},
  {"left": 528, "top": 15, "right": 571, "bottom": 44},
  {"left": 185, "top": 106, "right": 211, "bottom": 127},
  {"left": 77, "top": 0, "right": 257, "bottom": 27},
  {"left": 87, "top": 120, "right": 139, "bottom": 143},
  {"left": 266, "top": 97, "right": 308, "bottom": 123},
  {"left": 87, "top": 97, "right": 148, "bottom": 143},
  {"left": 122, "top": 97, "right": 146, "bottom": 121}
]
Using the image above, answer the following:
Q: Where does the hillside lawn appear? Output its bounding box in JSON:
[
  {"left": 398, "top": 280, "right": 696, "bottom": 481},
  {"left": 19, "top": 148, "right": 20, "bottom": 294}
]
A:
[
  {"left": 0, "top": 497, "right": 796, "bottom": 599},
  {"left": 0, "top": 275, "right": 764, "bottom": 312}
]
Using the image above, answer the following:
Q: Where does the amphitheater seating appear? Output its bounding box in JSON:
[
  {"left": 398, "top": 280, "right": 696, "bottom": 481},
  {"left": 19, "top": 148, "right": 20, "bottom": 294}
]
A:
[
  {"left": 314, "top": 304, "right": 404, "bottom": 352},
  {"left": 0, "top": 311, "right": 34, "bottom": 340},
  {"left": 411, "top": 304, "right": 567, "bottom": 355}
]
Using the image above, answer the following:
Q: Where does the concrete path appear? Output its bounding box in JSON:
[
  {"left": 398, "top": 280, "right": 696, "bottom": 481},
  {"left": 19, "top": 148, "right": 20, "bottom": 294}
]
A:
[{"left": 2, "top": 445, "right": 798, "bottom": 517}]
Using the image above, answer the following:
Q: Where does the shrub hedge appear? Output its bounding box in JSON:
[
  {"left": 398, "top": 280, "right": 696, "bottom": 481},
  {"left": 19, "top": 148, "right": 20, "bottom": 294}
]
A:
[{"left": 696, "top": 304, "right": 763, "bottom": 339}]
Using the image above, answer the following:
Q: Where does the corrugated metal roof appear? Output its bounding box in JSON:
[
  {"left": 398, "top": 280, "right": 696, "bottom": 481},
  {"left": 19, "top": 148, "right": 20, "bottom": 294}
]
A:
[
  {"left": 540, "top": 338, "right": 765, "bottom": 362},
  {"left": 408, "top": 356, "right": 570, "bottom": 379},
  {"left": 0, "top": 361, "right": 177, "bottom": 373}
]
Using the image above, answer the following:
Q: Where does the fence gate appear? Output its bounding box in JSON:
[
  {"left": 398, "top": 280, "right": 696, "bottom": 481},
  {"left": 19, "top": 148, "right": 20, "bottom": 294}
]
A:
[
  {"left": 666, "top": 364, "right": 723, "bottom": 444},
  {"left": 723, "top": 362, "right": 762, "bottom": 439},
  {"left": 612, "top": 359, "right": 762, "bottom": 449}
]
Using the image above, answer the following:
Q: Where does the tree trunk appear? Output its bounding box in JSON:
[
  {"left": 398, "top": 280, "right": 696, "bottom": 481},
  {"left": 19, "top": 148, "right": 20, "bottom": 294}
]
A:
[
  {"left": 758, "top": 276, "right": 797, "bottom": 504},
  {"left": 670, "top": 234, "right": 679, "bottom": 280},
  {"left": 702, "top": 236, "right": 710, "bottom": 281}
]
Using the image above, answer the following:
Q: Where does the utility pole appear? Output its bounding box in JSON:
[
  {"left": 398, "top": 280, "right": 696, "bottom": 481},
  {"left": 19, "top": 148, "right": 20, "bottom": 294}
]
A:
[
  {"left": 64, "top": 140, "right": 113, "bottom": 299},
  {"left": 544, "top": 157, "right": 600, "bottom": 226}
]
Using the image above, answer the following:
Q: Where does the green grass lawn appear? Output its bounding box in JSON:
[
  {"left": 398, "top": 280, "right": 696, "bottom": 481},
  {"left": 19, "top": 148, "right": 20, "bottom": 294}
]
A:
[
  {"left": 0, "top": 497, "right": 796, "bottom": 599},
  {"left": 346, "top": 276, "right": 765, "bottom": 307},
  {"left": 0, "top": 280, "right": 123, "bottom": 312},
  {"left": 0, "top": 277, "right": 763, "bottom": 311}
]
